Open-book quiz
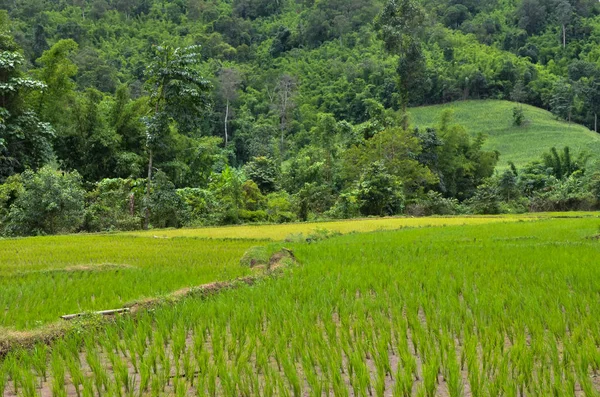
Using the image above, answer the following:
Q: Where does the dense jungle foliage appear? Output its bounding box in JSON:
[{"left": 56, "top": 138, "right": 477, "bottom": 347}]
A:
[{"left": 2, "top": 0, "right": 600, "bottom": 235}]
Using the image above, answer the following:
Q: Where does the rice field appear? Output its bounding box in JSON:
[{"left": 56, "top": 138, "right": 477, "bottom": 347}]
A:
[
  {"left": 123, "top": 212, "right": 596, "bottom": 241},
  {"left": 2, "top": 217, "right": 600, "bottom": 396},
  {"left": 0, "top": 236, "right": 257, "bottom": 330},
  {"left": 1, "top": 215, "right": 531, "bottom": 332}
]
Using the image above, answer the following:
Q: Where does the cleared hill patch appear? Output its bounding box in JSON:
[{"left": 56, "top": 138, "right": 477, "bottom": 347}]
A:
[{"left": 409, "top": 100, "right": 600, "bottom": 168}]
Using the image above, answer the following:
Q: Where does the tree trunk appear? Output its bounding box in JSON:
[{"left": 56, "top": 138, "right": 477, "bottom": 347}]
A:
[
  {"left": 595, "top": 113, "right": 597, "bottom": 133},
  {"left": 144, "top": 150, "right": 153, "bottom": 230},
  {"left": 224, "top": 100, "right": 229, "bottom": 145},
  {"left": 280, "top": 122, "right": 285, "bottom": 154},
  {"left": 562, "top": 24, "right": 566, "bottom": 48}
]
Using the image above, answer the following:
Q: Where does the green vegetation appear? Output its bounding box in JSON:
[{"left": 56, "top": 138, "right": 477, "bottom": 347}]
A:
[
  {"left": 0, "top": 235, "right": 256, "bottom": 330},
  {"left": 411, "top": 100, "right": 600, "bottom": 168},
  {"left": 2, "top": 218, "right": 600, "bottom": 395},
  {"left": 3, "top": 0, "right": 600, "bottom": 234}
]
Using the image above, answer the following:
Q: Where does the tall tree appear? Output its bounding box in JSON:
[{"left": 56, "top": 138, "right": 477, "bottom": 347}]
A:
[
  {"left": 0, "top": 12, "right": 53, "bottom": 181},
  {"left": 143, "top": 45, "right": 211, "bottom": 228},
  {"left": 555, "top": 0, "right": 573, "bottom": 48},
  {"left": 375, "top": 0, "right": 427, "bottom": 129},
  {"left": 273, "top": 74, "right": 297, "bottom": 155},
  {"left": 217, "top": 67, "right": 242, "bottom": 146},
  {"left": 33, "top": 39, "right": 78, "bottom": 130},
  {"left": 550, "top": 79, "right": 574, "bottom": 122}
]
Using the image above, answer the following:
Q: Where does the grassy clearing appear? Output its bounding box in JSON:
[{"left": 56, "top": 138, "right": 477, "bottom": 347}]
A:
[
  {"left": 409, "top": 100, "right": 600, "bottom": 168},
  {"left": 3, "top": 218, "right": 600, "bottom": 395},
  {"left": 0, "top": 235, "right": 256, "bottom": 330}
]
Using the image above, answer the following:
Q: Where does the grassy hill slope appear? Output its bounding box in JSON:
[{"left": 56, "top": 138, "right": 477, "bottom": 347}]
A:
[{"left": 409, "top": 100, "right": 600, "bottom": 168}]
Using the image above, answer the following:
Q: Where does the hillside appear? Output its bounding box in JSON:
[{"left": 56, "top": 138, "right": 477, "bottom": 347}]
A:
[{"left": 410, "top": 100, "right": 600, "bottom": 168}]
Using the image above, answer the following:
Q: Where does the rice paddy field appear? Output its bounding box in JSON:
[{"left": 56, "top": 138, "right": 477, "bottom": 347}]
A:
[
  {"left": 2, "top": 213, "right": 600, "bottom": 396},
  {"left": 0, "top": 236, "right": 257, "bottom": 330}
]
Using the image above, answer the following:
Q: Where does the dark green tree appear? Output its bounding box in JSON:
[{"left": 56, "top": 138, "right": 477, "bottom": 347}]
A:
[
  {"left": 6, "top": 166, "right": 85, "bottom": 236},
  {"left": 356, "top": 161, "right": 404, "bottom": 216},
  {"left": 0, "top": 12, "right": 53, "bottom": 181},
  {"left": 375, "top": 0, "right": 427, "bottom": 128},
  {"left": 550, "top": 79, "right": 574, "bottom": 122},
  {"left": 143, "top": 45, "right": 212, "bottom": 228}
]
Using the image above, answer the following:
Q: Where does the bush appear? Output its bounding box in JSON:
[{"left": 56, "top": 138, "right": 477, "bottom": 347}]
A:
[
  {"left": 467, "top": 179, "right": 502, "bottom": 214},
  {"left": 84, "top": 178, "right": 142, "bottom": 232},
  {"left": 239, "top": 209, "right": 268, "bottom": 223},
  {"left": 6, "top": 167, "right": 85, "bottom": 236},
  {"left": 529, "top": 175, "right": 596, "bottom": 211},
  {"left": 244, "top": 156, "right": 279, "bottom": 193},
  {"left": 146, "top": 171, "right": 187, "bottom": 228},
  {"left": 512, "top": 106, "right": 525, "bottom": 126},
  {"left": 356, "top": 161, "right": 404, "bottom": 216},
  {"left": 326, "top": 191, "right": 361, "bottom": 219},
  {"left": 0, "top": 174, "right": 23, "bottom": 233},
  {"left": 405, "top": 191, "right": 461, "bottom": 216},
  {"left": 177, "top": 187, "right": 219, "bottom": 225},
  {"left": 266, "top": 191, "right": 296, "bottom": 223},
  {"left": 294, "top": 182, "right": 336, "bottom": 221}
]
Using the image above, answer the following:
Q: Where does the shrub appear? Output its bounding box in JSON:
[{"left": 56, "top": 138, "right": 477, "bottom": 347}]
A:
[
  {"left": 266, "top": 191, "right": 296, "bottom": 223},
  {"left": 294, "top": 182, "right": 336, "bottom": 221},
  {"left": 177, "top": 187, "right": 218, "bottom": 225},
  {"left": 326, "top": 191, "right": 361, "bottom": 219},
  {"left": 84, "top": 178, "right": 142, "bottom": 232},
  {"left": 405, "top": 191, "right": 461, "bottom": 216},
  {"left": 529, "top": 175, "right": 595, "bottom": 211},
  {"left": 244, "top": 156, "right": 279, "bottom": 193},
  {"left": 146, "top": 171, "right": 187, "bottom": 228},
  {"left": 467, "top": 179, "right": 502, "bottom": 214},
  {"left": 6, "top": 167, "right": 85, "bottom": 236},
  {"left": 0, "top": 174, "right": 23, "bottom": 234},
  {"left": 356, "top": 161, "right": 404, "bottom": 216},
  {"left": 239, "top": 209, "right": 267, "bottom": 223},
  {"left": 512, "top": 106, "right": 525, "bottom": 126}
]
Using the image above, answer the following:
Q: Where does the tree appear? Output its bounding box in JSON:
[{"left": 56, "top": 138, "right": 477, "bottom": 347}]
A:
[
  {"left": 444, "top": 5, "right": 470, "bottom": 28},
  {"left": 0, "top": 12, "right": 53, "bottom": 181},
  {"left": 517, "top": 0, "right": 547, "bottom": 35},
  {"left": 435, "top": 111, "right": 499, "bottom": 200},
  {"left": 143, "top": 45, "right": 212, "bottom": 228},
  {"left": 542, "top": 146, "right": 589, "bottom": 179},
  {"left": 33, "top": 39, "right": 78, "bottom": 129},
  {"left": 550, "top": 79, "right": 574, "bottom": 122},
  {"left": 272, "top": 74, "right": 297, "bottom": 155},
  {"left": 555, "top": 0, "right": 573, "bottom": 48},
  {"left": 375, "top": 0, "right": 427, "bottom": 128},
  {"left": 511, "top": 80, "right": 527, "bottom": 126},
  {"left": 580, "top": 80, "right": 600, "bottom": 132},
  {"left": 356, "top": 161, "right": 404, "bottom": 216},
  {"left": 342, "top": 127, "right": 437, "bottom": 197},
  {"left": 217, "top": 67, "right": 242, "bottom": 146},
  {"left": 244, "top": 156, "right": 279, "bottom": 193}
]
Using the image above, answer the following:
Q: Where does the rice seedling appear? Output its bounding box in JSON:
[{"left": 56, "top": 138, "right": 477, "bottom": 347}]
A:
[
  {"left": 0, "top": 236, "right": 257, "bottom": 329},
  {"left": 2, "top": 217, "right": 600, "bottom": 395}
]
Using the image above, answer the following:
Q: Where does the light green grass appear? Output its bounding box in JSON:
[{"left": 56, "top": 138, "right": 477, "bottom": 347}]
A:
[
  {"left": 1, "top": 212, "right": 596, "bottom": 331},
  {"left": 409, "top": 99, "right": 600, "bottom": 168},
  {"left": 4, "top": 218, "right": 600, "bottom": 395},
  {"left": 0, "top": 235, "right": 256, "bottom": 330},
  {"left": 125, "top": 212, "right": 597, "bottom": 240}
]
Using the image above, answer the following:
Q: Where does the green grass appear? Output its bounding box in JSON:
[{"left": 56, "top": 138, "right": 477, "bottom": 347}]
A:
[
  {"left": 0, "top": 235, "right": 257, "bottom": 330},
  {"left": 124, "top": 212, "right": 599, "bottom": 240},
  {"left": 409, "top": 99, "right": 600, "bottom": 168},
  {"left": 3, "top": 218, "right": 600, "bottom": 395},
  {"left": 2, "top": 213, "right": 596, "bottom": 330}
]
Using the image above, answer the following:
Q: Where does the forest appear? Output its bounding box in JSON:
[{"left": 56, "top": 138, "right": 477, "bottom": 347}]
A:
[{"left": 2, "top": 0, "right": 600, "bottom": 235}]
